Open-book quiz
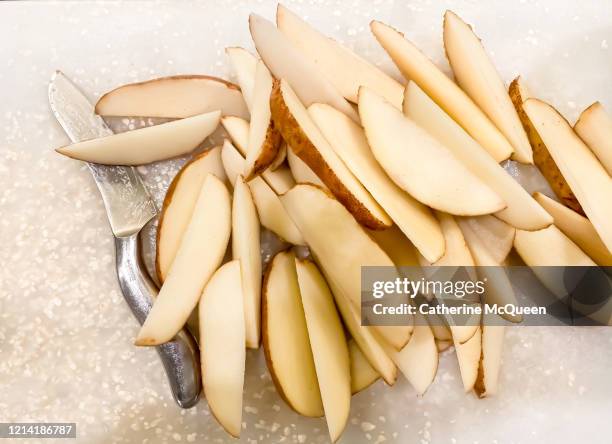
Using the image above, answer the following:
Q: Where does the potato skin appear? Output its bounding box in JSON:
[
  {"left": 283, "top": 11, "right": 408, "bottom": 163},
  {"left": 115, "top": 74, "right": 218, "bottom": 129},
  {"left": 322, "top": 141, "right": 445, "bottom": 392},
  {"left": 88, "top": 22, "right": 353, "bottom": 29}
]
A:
[
  {"left": 270, "top": 79, "right": 388, "bottom": 229},
  {"left": 508, "top": 78, "right": 584, "bottom": 215}
]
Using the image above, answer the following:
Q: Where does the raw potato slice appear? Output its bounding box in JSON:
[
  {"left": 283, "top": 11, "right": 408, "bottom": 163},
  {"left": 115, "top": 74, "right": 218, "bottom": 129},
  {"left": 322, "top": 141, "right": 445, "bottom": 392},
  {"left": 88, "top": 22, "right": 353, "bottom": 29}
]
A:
[
  {"left": 272, "top": 80, "right": 391, "bottom": 229},
  {"left": 156, "top": 146, "right": 227, "bottom": 283},
  {"left": 222, "top": 115, "right": 295, "bottom": 194},
  {"left": 359, "top": 87, "right": 505, "bottom": 216},
  {"left": 574, "top": 102, "right": 612, "bottom": 176},
  {"left": 327, "top": 278, "right": 397, "bottom": 385},
  {"left": 95, "top": 75, "right": 248, "bottom": 119},
  {"left": 523, "top": 99, "right": 612, "bottom": 252},
  {"left": 436, "top": 340, "right": 453, "bottom": 353},
  {"left": 262, "top": 251, "right": 324, "bottom": 417},
  {"left": 221, "top": 140, "right": 304, "bottom": 244},
  {"left": 277, "top": 4, "right": 404, "bottom": 107},
  {"left": 136, "top": 175, "right": 231, "bottom": 345},
  {"left": 287, "top": 146, "right": 326, "bottom": 187},
  {"left": 348, "top": 339, "right": 380, "bottom": 394},
  {"left": 443, "top": 11, "right": 533, "bottom": 164},
  {"left": 461, "top": 215, "right": 515, "bottom": 264},
  {"left": 199, "top": 260, "right": 245, "bottom": 438},
  {"left": 509, "top": 77, "right": 583, "bottom": 214},
  {"left": 295, "top": 259, "right": 351, "bottom": 443},
  {"left": 221, "top": 139, "right": 245, "bottom": 186},
  {"left": 370, "top": 20, "right": 513, "bottom": 162},
  {"left": 244, "top": 61, "right": 283, "bottom": 179},
  {"left": 474, "top": 323, "right": 504, "bottom": 398},
  {"left": 454, "top": 327, "right": 482, "bottom": 392},
  {"left": 249, "top": 13, "right": 359, "bottom": 121},
  {"left": 57, "top": 111, "right": 221, "bottom": 165},
  {"left": 404, "top": 82, "right": 552, "bottom": 230},
  {"left": 457, "top": 218, "right": 522, "bottom": 323},
  {"left": 381, "top": 314, "right": 438, "bottom": 395},
  {"left": 226, "top": 47, "right": 257, "bottom": 112},
  {"left": 533, "top": 192, "right": 612, "bottom": 265},
  {"left": 232, "top": 176, "right": 262, "bottom": 349},
  {"left": 281, "top": 184, "right": 413, "bottom": 349},
  {"left": 309, "top": 103, "right": 445, "bottom": 263},
  {"left": 369, "top": 225, "right": 420, "bottom": 267}
]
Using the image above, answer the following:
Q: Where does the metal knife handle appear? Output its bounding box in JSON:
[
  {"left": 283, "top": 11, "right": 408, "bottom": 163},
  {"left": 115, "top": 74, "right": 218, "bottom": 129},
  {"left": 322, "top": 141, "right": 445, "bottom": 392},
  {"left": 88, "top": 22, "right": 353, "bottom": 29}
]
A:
[{"left": 115, "top": 234, "right": 201, "bottom": 408}]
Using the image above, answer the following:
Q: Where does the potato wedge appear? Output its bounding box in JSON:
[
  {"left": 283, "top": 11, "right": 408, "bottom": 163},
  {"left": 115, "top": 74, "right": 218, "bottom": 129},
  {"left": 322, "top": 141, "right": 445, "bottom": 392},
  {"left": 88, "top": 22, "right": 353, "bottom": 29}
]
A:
[
  {"left": 95, "top": 75, "right": 248, "bottom": 119},
  {"left": 136, "top": 174, "right": 231, "bottom": 345},
  {"left": 262, "top": 251, "right": 324, "bottom": 417},
  {"left": 461, "top": 215, "right": 515, "bottom": 264},
  {"left": 57, "top": 111, "right": 220, "bottom": 165},
  {"left": 199, "top": 260, "right": 245, "bottom": 437},
  {"left": 272, "top": 79, "right": 391, "bottom": 229},
  {"left": 244, "top": 61, "right": 283, "bottom": 179},
  {"left": 348, "top": 339, "right": 380, "bottom": 394},
  {"left": 443, "top": 11, "right": 532, "bottom": 163},
  {"left": 474, "top": 323, "right": 504, "bottom": 398},
  {"left": 277, "top": 4, "right": 403, "bottom": 107},
  {"left": 523, "top": 98, "right": 612, "bottom": 252},
  {"left": 287, "top": 145, "right": 326, "bottom": 188},
  {"left": 508, "top": 76, "right": 584, "bottom": 214},
  {"left": 296, "top": 258, "right": 351, "bottom": 442},
  {"left": 226, "top": 47, "right": 257, "bottom": 112},
  {"left": 454, "top": 327, "right": 481, "bottom": 392},
  {"left": 156, "top": 146, "right": 227, "bottom": 283},
  {"left": 232, "top": 176, "right": 262, "bottom": 348}
]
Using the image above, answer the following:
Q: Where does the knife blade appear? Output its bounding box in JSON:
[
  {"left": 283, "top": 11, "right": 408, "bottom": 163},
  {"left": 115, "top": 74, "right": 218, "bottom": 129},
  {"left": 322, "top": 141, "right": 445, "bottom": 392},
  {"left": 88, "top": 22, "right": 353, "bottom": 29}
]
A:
[
  {"left": 48, "top": 71, "right": 157, "bottom": 236},
  {"left": 48, "top": 71, "right": 201, "bottom": 408}
]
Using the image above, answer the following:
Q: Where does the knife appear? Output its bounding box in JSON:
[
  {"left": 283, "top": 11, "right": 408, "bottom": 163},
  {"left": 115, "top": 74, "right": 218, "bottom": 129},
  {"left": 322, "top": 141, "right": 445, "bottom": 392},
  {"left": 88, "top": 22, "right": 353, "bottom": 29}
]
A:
[{"left": 48, "top": 71, "right": 201, "bottom": 408}]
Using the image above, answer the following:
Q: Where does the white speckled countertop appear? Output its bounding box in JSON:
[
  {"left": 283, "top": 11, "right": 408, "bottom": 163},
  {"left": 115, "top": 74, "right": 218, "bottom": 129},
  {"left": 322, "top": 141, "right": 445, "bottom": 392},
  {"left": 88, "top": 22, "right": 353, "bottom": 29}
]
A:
[{"left": 1, "top": 1, "right": 612, "bottom": 443}]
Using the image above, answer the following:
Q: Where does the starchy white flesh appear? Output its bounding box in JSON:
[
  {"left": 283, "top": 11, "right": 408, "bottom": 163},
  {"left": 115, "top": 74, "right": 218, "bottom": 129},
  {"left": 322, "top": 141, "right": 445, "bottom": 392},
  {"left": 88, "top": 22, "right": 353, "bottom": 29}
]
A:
[
  {"left": 419, "top": 212, "right": 479, "bottom": 344},
  {"left": 523, "top": 99, "right": 612, "bottom": 252},
  {"left": 95, "top": 75, "right": 248, "bottom": 119},
  {"left": 461, "top": 215, "right": 515, "bottom": 264},
  {"left": 457, "top": 218, "right": 522, "bottom": 323},
  {"left": 295, "top": 259, "right": 351, "bottom": 442},
  {"left": 221, "top": 139, "right": 245, "bottom": 186},
  {"left": 574, "top": 102, "right": 612, "bottom": 176},
  {"left": 443, "top": 11, "right": 533, "bottom": 164},
  {"left": 273, "top": 80, "right": 391, "bottom": 229},
  {"left": 370, "top": 20, "right": 513, "bottom": 162},
  {"left": 244, "top": 61, "right": 283, "bottom": 179},
  {"left": 533, "top": 192, "right": 612, "bottom": 265},
  {"left": 277, "top": 4, "right": 404, "bottom": 107},
  {"left": 232, "top": 176, "right": 262, "bottom": 349},
  {"left": 226, "top": 47, "right": 258, "bottom": 112},
  {"left": 429, "top": 321, "right": 452, "bottom": 341},
  {"left": 222, "top": 115, "right": 295, "bottom": 194},
  {"left": 454, "top": 327, "right": 482, "bottom": 392},
  {"left": 156, "top": 146, "right": 227, "bottom": 283},
  {"left": 310, "top": 103, "right": 445, "bottom": 263},
  {"left": 327, "top": 278, "right": 397, "bottom": 385},
  {"left": 136, "top": 175, "right": 231, "bottom": 345},
  {"left": 249, "top": 13, "right": 359, "bottom": 121},
  {"left": 348, "top": 339, "right": 380, "bottom": 394},
  {"left": 403, "top": 82, "right": 552, "bottom": 230},
  {"left": 287, "top": 145, "right": 326, "bottom": 187},
  {"left": 359, "top": 87, "right": 505, "bottom": 216},
  {"left": 222, "top": 140, "right": 304, "bottom": 243},
  {"left": 281, "top": 184, "right": 413, "bottom": 349},
  {"left": 381, "top": 314, "right": 438, "bottom": 395},
  {"left": 262, "top": 251, "right": 324, "bottom": 417},
  {"left": 199, "top": 260, "right": 245, "bottom": 438},
  {"left": 474, "top": 323, "right": 505, "bottom": 398},
  {"left": 57, "top": 111, "right": 221, "bottom": 165}
]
